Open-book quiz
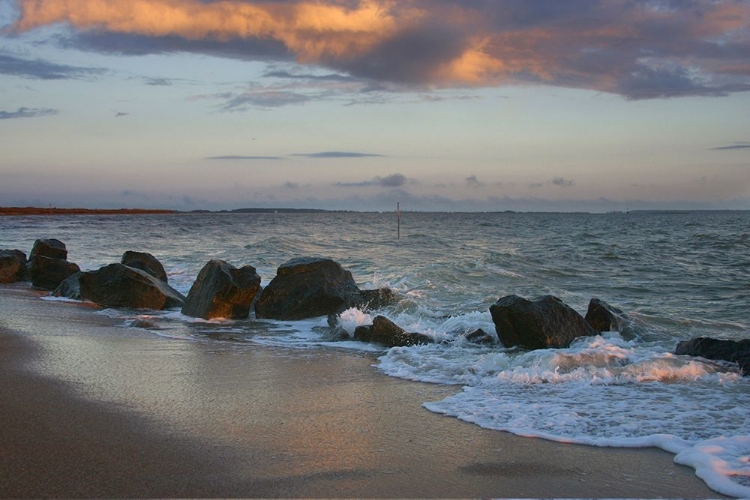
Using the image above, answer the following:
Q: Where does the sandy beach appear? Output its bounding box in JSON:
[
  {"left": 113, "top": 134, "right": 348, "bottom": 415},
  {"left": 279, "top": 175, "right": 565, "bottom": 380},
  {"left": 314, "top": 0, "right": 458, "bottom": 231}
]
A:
[{"left": 0, "top": 284, "right": 723, "bottom": 498}]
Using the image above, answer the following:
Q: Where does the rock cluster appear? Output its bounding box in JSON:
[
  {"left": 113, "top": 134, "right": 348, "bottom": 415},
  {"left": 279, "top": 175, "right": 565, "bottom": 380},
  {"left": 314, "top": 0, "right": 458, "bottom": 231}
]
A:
[{"left": 3, "top": 238, "right": 748, "bottom": 374}]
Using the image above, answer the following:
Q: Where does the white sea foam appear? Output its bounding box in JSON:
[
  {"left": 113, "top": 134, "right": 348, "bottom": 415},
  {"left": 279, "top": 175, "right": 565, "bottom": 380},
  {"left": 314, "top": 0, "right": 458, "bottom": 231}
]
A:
[
  {"left": 378, "top": 334, "right": 750, "bottom": 497},
  {"left": 337, "top": 307, "right": 372, "bottom": 337}
]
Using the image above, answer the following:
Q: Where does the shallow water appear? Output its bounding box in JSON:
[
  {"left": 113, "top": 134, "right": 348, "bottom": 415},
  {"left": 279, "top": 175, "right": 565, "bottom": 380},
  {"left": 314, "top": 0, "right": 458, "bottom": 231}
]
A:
[{"left": 2, "top": 210, "right": 749, "bottom": 496}]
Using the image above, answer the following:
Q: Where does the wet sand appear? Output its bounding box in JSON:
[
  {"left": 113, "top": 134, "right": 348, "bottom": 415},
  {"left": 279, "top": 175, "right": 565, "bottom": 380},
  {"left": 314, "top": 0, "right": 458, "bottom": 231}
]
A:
[{"left": 0, "top": 285, "right": 723, "bottom": 498}]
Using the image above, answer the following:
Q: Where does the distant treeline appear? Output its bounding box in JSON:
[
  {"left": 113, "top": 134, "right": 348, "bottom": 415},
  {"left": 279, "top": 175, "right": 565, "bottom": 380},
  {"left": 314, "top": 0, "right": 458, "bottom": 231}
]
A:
[{"left": 0, "top": 207, "right": 176, "bottom": 216}]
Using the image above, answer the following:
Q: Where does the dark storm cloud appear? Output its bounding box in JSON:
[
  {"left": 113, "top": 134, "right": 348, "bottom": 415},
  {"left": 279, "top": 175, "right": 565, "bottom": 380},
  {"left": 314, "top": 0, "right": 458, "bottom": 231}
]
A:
[
  {"left": 0, "top": 52, "right": 104, "bottom": 80},
  {"left": 0, "top": 106, "right": 57, "bottom": 119},
  {"left": 10, "top": 0, "right": 750, "bottom": 99}
]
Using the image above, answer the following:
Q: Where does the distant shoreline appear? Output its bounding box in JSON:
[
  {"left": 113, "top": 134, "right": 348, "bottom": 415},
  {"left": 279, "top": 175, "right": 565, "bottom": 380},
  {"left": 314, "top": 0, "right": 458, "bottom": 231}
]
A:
[
  {"left": 2, "top": 206, "right": 747, "bottom": 216},
  {"left": 0, "top": 207, "right": 177, "bottom": 216}
]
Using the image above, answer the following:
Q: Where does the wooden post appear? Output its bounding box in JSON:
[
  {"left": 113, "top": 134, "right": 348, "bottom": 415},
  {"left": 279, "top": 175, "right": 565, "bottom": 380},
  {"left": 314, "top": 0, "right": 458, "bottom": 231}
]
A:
[{"left": 397, "top": 202, "right": 401, "bottom": 239}]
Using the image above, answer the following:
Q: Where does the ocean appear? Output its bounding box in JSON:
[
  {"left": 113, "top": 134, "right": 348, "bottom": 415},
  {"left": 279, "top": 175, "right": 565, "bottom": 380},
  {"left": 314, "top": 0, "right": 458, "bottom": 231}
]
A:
[{"left": 2, "top": 210, "right": 749, "bottom": 497}]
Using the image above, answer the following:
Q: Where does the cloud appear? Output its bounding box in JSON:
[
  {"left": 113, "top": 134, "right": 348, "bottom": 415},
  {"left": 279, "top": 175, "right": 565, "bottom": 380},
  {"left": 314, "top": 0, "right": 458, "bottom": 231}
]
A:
[
  {"left": 264, "top": 70, "right": 356, "bottom": 82},
  {"left": 529, "top": 177, "right": 575, "bottom": 188},
  {"left": 143, "top": 77, "right": 175, "bottom": 86},
  {"left": 336, "top": 173, "right": 408, "bottom": 188},
  {"left": 552, "top": 177, "right": 574, "bottom": 187},
  {"left": 465, "top": 175, "right": 483, "bottom": 188},
  {"left": 294, "top": 151, "right": 384, "bottom": 158},
  {"left": 0, "top": 106, "right": 57, "bottom": 119},
  {"left": 283, "top": 181, "right": 299, "bottom": 189},
  {"left": 0, "top": 52, "right": 103, "bottom": 80},
  {"left": 9, "top": 0, "right": 750, "bottom": 99},
  {"left": 711, "top": 142, "right": 750, "bottom": 151},
  {"left": 219, "top": 90, "right": 311, "bottom": 110},
  {"left": 205, "top": 155, "right": 283, "bottom": 160},
  {"left": 114, "top": 111, "right": 128, "bottom": 118}
]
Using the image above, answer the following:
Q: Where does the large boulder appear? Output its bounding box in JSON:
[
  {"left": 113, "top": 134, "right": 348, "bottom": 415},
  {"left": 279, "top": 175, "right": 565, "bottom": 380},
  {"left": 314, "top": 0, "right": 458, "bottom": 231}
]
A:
[
  {"left": 675, "top": 337, "right": 750, "bottom": 376},
  {"left": 585, "top": 298, "right": 625, "bottom": 333},
  {"left": 0, "top": 249, "right": 28, "bottom": 283},
  {"left": 354, "top": 315, "right": 433, "bottom": 347},
  {"left": 181, "top": 259, "right": 262, "bottom": 320},
  {"left": 29, "top": 255, "right": 80, "bottom": 290},
  {"left": 121, "top": 251, "right": 168, "bottom": 283},
  {"left": 490, "top": 295, "right": 598, "bottom": 350},
  {"left": 254, "top": 257, "right": 361, "bottom": 320},
  {"left": 30, "top": 239, "right": 67, "bottom": 260},
  {"left": 75, "top": 263, "right": 185, "bottom": 309}
]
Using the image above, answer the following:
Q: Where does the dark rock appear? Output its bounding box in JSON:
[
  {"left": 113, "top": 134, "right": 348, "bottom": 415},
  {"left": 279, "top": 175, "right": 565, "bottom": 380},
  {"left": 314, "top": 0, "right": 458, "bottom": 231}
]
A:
[
  {"left": 0, "top": 249, "right": 28, "bottom": 283},
  {"left": 181, "top": 259, "right": 261, "bottom": 320},
  {"left": 490, "top": 294, "right": 598, "bottom": 350},
  {"left": 254, "top": 257, "right": 361, "bottom": 320},
  {"left": 585, "top": 298, "right": 625, "bottom": 332},
  {"left": 77, "top": 263, "right": 185, "bottom": 309},
  {"left": 350, "top": 288, "right": 398, "bottom": 311},
  {"left": 464, "top": 328, "right": 497, "bottom": 345},
  {"left": 29, "top": 255, "right": 80, "bottom": 290},
  {"left": 30, "top": 239, "right": 68, "bottom": 260},
  {"left": 121, "top": 251, "right": 168, "bottom": 283},
  {"left": 52, "top": 272, "right": 82, "bottom": 300},
  {"left": 354, "top": 315, "right": 433, "bottom": 347},
  {"left": 676, "top": 337, "right": 750, "bottom": 375}
]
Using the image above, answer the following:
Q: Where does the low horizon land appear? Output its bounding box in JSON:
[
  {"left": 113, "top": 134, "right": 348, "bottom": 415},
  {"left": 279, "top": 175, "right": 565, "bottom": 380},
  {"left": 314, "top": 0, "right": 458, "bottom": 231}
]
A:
[{"left": 1, "top": 205, "right": 749, "bottom": 217}]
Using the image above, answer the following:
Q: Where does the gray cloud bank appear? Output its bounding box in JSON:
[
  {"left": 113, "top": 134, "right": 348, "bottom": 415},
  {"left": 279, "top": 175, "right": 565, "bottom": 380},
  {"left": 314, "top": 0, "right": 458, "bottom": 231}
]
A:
[
  {"left": 0, "top": 106, "right": 57, "bottom": 119},
  {"left": 11, "top": 0, "right": 750, "bottom": 100}
]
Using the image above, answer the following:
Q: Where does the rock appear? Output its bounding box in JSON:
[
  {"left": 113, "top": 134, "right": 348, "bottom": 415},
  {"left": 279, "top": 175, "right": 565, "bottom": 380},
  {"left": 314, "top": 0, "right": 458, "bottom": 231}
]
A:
[
  {"left": 0, "top": 249, "right": 28, "bottom": 283},
  {"left": 121, "top": 251, "right": 168, "bottom": 283},
  {"left": 77, "top": 263, "right": 185, "bottom": 309},
  {"left": 585, "top": 298, "right": 625, "bottom": 332},
  {"left": 29, "top": 255, "right": 80, "bottom": 290},
  {"left": 353, "top": 315, "right": 433, "bottom": 347},
  {"left": 675, "top": 337, "right": 750, "bottom": 375},
  {"left": 254, "top": 257, "right": 361, "bottom": 320},
  {"left": 181, "top": 259, "right": 261, "bottom": 320},
  {"left": 52, "top": 272, "right": 82, "bottom": 300},
  {"left": 350, "top": 288, "right": 398, "bottom": 311},
  {"left": 490, "top": 294, "right": 598, "bottom": 350},
  {"left": 464, "top": 328, "right": 497, "bottom": 345},
  {"left": 30, "top": 239, "right": 68, "bottom": 260}
]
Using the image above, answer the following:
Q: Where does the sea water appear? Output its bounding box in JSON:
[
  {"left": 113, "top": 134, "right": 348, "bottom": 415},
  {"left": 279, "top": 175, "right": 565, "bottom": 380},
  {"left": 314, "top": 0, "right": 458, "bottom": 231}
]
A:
[{"left": 2, "top": 210, "right": 749, "bottom": 496}]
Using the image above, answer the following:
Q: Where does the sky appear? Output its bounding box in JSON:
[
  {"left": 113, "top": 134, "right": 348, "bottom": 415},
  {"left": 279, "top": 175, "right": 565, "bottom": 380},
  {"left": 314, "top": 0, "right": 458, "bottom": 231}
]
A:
[{"left": 1, "top": 0, "right": 749, "bottom": 212}]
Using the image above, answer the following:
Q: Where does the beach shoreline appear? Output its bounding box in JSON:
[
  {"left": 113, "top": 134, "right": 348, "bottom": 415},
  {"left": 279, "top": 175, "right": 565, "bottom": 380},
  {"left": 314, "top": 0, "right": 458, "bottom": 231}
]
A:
[{"left": 0, "top": 284, "right": 725, "bottom": 498}]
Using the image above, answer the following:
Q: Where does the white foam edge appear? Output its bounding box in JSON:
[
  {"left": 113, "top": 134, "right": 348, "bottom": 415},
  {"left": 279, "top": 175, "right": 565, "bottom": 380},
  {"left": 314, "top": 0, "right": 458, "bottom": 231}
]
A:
[{"left": 429, "top": 398, "right": 750, "bottom": 499}]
